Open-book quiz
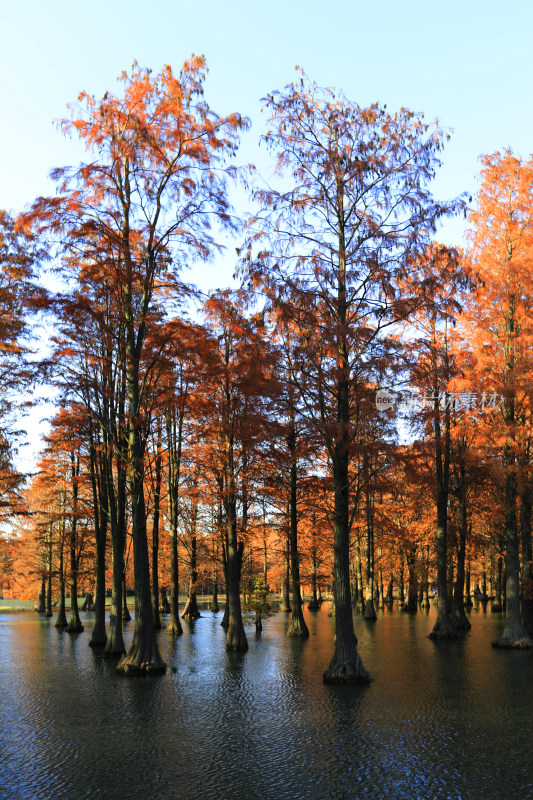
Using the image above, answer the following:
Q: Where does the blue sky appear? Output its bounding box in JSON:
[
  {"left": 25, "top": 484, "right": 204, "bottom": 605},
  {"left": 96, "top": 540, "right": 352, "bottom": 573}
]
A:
[
  {"left": 2, "top": 0, "right": 532, "bottom": 466},
  {"left": 3, "top": 0, "right": 532, "bottom": 246}
]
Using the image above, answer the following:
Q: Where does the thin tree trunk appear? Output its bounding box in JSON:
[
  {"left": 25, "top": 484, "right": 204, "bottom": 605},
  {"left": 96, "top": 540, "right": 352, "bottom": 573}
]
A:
[
  {"left": 363, "top": 482, "right": 377, "bottom": 620},
  {"left": 308, "top": 542, "right": 320, "bottom": 610},
  {"left": 280, "top": 523, "right": 292, "bottom": 612},
  {"left": 451, "top": 455, "right": 470, "bottom": 629},
  {"left": 46, "top": 525, "right": 53, "bottom": 617},
  {"left": 55, "top": 534, "right": 68, "bottom": 629},
  {"left": 493, "top": 458, "right": 533, "bottom": 647},
  {"left": 182, "top": 513, "right": 201, "bottom": 621},
  {"left": 151, "top": 426, "right": 163, "bottom": 630},
  {"left": 67, "top": 451, "right": 83, "bottom": 634},
  {"left": 88, "top": 429, "right": 107, "bottom": 647},
  {"left": 287, "top": 409, "right": 308, "bottom": 637},
  {"left": 166, "top": 406, "right": 184, "bottom": 636}
]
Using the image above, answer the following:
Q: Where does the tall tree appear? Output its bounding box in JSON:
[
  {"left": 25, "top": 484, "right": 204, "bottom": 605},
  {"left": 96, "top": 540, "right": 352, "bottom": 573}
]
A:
[
  {"left": 24, "top": 58, "right": 248, "bottom": 674},
  {"left": 246, "top": 71, "right": 460, "bottom": 682},
  {"left": 463, "top": 151, "right": 533, "bottom": 647}
]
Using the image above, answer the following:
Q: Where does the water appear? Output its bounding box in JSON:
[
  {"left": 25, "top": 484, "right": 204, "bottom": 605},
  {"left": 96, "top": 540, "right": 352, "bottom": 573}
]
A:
[{"left": 0, "top": 604, "right": 532, "bottom": 800}]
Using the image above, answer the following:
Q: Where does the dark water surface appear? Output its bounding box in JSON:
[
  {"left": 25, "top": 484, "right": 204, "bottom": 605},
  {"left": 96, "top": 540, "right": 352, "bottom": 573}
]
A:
[{"left": 1, "top": 604, "right": 532, "bottom": 800}]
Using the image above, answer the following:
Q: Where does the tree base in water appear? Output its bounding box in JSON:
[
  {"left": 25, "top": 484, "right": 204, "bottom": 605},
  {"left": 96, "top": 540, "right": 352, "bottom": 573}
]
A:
[
  {"left": 451, "top": 608, "right": 471, "bottom": 630},
  {"left": 323, "top": 654, "right": 370, "bottom": 684},
  {"left": 287, "top": 616, "right": 309, "bottom": 637},
  {"left": 89, "top": 632, "right": 107, "bottom": 648},
  {"left": 492, "top": 636, "right": 533, "bottom": 648},
  {"left": 67, "top": 622, "right": 84, "bottom": 633},
  {"left": 116, "top": 658, "right": 167, "bottom": 675},
  {"left": 181, "top": 597, "right": 201, "bottom": 620},
  {"left": 307, "top": 599, "right": 320, "bottom": 610},
  {"left": 166, "top": 615, "right": 183, "bottom": 636},
  {"left": 428, "top": 617, "right": 458, "bottom": 639},
  {"left": 225, "top": 622, "right": 248, "bottom": 651},
  {"left": 363, "top": 601, "right": 377, "bottom": 620}
]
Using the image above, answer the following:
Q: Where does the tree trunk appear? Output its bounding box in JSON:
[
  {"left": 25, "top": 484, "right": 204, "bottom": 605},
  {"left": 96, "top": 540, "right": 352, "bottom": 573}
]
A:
[
  {"left": 67, "top": 451, "right": 84, "bottom": 634},
  {"left": 404, "top": 550, "right": 418, "bottom": 614},
  {"left": 323, "top": 252, "right": 368, "bottom": 682},
  {"left": 166, "top": 407, "right": 183, "bottom": 636},
  {"left": 210, "top": 532, "right": 220, "bottom": 613},
  {"left": 224, "top": 416, "right": 247, "bottom": 650},
  {"left": 451, "top": 457, "right": 470, "bottom": 629},
  {"left": 88, "top": 433, "right": 108, "bottom": 647},
  {"left": 117, "top": 273, "right": 165, "bottom": 674},
  {"left": 45, "top": 525, "right": 53, "bottom": 617},
  {"left": 363, "top": 485, "right": 377, "bottom": 620},
  {"left": 356, "top": 540, "right": 364, "bottom": 611},
  {"left": 308, "top": 545, "right": 320, "bottom": 610},
  {"left": 151, "top": 426, "right": 163, "bottom": 630},
  {"left": 493, "top": 463, "right": 533, "bottom": 648},
  {"left": 182, "top": 525, "right": 201, "bottom": 621},
  {"left": 385, "top": 573, "right": 394, "bottom": 605},
  {"left": 117, "top": 429, "right": 166, "bottom": 672},
  {"left": 398, "top": 556, "right": 405, "bottom": 607},
  {"left": 280, "top": 526, "right": 292, "bottom": 612},
  {"left": 492, "top": 551, "right": 504, "bottom": 613},
  {"left": 287, "top": 411, "right": 308, "bottom": 637},
  {"left": 55, "top": 539, "right": 68, "bottom": 629},
  {"left": 104, "top": 469, "right": 126, "bottom": 656}
]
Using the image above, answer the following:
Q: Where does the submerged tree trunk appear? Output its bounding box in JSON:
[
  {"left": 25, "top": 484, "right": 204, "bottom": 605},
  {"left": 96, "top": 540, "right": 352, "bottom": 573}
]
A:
[
  {"left": 308, "top": 543, "right": 320, "bottom": 610},
  {"left": 45, "top": 524, "right": 53, "bottom": 617},
  {"left": 117, "top": 477, "right": 166, "bottom": 672},
  {"left": 363, "top": 483, "right": 377, "bottom": 620},
  {"left": 122, "top": 574, "right": 131, "bottom": 621},
  {"left": 420, "top": 545, "right": 430, "bottom": 609},
  {"left": 398, "top": 556, "right": 405, "bottom": 607},
  {"left": 219, "top": 528, "right": 230, "bottom": 629},
  {"left": 323, "top": 252, "right": 368, "bottom": 681},
  {"left": 520, "top": 488, "right": 533, "bottom": 635},
  {"left": 355, "top": 540, "right": 364, "bottom": 611},
  {"left": 287, "top": 412, "right": 308, "bottom": 638},
  {"left": 55, "top": 538, "right": 68, "bottom": 629},
  {"left": 88, "top": 430, "right": 107, "bottom": 647},
  {"left": 492, "top": 550, "right": 504, "bottom": 613},
  {"left": 36, "top": 577, "right": 46, "bottom": 613},
  {"left": 117, "top": 411, "right": 165, "bottom": 674},
  {"left": 182, "top": 519, "right": 201, "bottom": 621},
  {"left": 151, "top": 426, "right": 163, "bottom": 631},
  {"left": 67, "top": 451, "right": 84, "bottom": 634},
  {"left": 280, "top": 526, "right": 292, "bottom": 613},
  {"left": 464, "top": 561, "right": 472, "bottom": 608},
  {"left": 104, "top": 456, "right": 126, "bottom": 658},
  {"left": 224, "top": 418, "right": 247, "bottom": 650},
  {"left": 429, "top": 377, "right": 456, "bottom": 639},
  {"left": 403, "top": 548, "right": 418, "bottom": 614},
  {"left": 377, "top": 549, "right": 384, "bottom": 610},
  {"left": 210, "top": 533, "right": 220, "bottom": 613},
  {"left": 493, "top": 462, "right": 533, "bottom": 648},
  {"left": 451, "top": 457, "right": 470, "bottom": 630},
  {"left": 166, "top": 406, "right": 183, "bottom": 636},
  {"left": 385, "top": 573, "right": 394, "bottom": 605}
]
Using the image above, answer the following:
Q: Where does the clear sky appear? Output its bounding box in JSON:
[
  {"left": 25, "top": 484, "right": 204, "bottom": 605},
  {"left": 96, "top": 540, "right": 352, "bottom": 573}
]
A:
[{"left": 2, "top": 0, "right": 533, "bottom": 467}]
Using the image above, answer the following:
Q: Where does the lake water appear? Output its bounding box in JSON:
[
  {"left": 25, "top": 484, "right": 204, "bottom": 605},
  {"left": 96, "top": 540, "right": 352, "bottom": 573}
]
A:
[{"left": 0, "top": 603, "right": 532, "bottom": 800}]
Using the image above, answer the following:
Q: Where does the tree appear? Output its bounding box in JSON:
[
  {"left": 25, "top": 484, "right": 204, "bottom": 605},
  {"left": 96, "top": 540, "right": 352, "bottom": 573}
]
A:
[
  {"left": 246, "top": 70, "right": 461, "bottom": 682},
  {"left": 463, "top": 151, "right": 533, "bottom": 647},
  {"left": 23, "top": 58, "right": 248, "bottom": 674}
]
